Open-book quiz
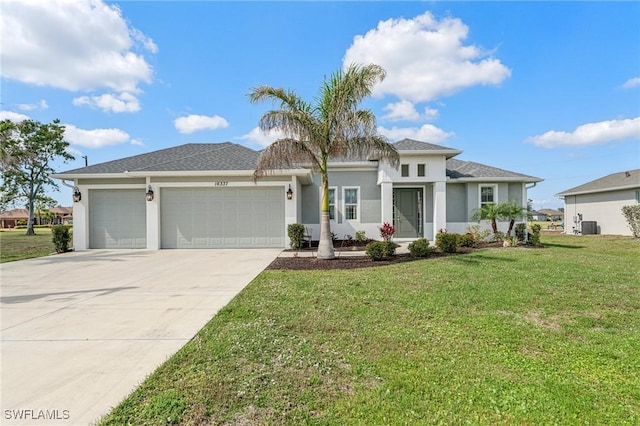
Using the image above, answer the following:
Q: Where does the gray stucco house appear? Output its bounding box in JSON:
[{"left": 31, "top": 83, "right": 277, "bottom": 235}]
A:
[
  {"left": 53, "top": 139, "right": 542, "bottom": 250},
  {"left": 557, "top": 169, "right": 640, "bottom": 236}
]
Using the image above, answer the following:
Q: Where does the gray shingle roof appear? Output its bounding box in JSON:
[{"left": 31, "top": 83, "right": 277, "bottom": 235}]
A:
[
  {"left": 557, "top": 169, "right": 640, "bottom": 196},
  {"left": 446, "top": 158, "right": 542, "bottom": 181},
  {"left": 393, "top": 138, "right": 459, "bottom": 152},
  {"left": 58, "top": 143, "right": 260, "bottom": 174}
]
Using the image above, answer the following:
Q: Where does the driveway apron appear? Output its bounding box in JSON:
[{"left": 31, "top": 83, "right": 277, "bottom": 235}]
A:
[{"left": 0, "top": 249, "right": 280, "bottom": 425}]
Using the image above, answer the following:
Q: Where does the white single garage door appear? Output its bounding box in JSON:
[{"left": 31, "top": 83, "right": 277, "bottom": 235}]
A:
[
  {"left": 161, "top": 187, "right": 285, "bottom": 248},
  {"left": 89, "top": 189, "right": 147, "bottom": 249}
]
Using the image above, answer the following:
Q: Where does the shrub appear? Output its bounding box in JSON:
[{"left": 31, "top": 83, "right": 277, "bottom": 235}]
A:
[
  {"left": 515, "top": 223, "right": 527, "bottom": 242},
  {"left": 365, "top": 241, "right": 396, "bottom": 261},
  {"left": 408, "top": 238, "right": 434, "bottom": 257},
  {"left": 466, "top": 224, "right": 491, "bottom": 242},
  {"left": 287, "top": 223, "right": 306, "bottom": 249},
  {"left": 435, "top": 232, "right": 460, "bottom": 253},
  {"left": 530, "top": 223, "right": 542, "bottom": 246},
  {"left": 355, "top": 230, "right": 367, "bottom": 244},
  {"left": 622, "top": 205, "right": 640, "bottom": 238},
  {"left": 379, "top": 222, "right": 396, "bottom": 241},
  {"left": 52, "top": 225, "right": 72, "bottom": 253},
  {"left": 459, "top": 232, "right": 476, "bottom": 247}
]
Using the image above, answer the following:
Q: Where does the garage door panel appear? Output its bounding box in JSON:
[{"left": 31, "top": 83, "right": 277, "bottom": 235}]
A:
[
  {"left": 161, "top": 187, "right": 284, "bottom": 248},
  {"left": 90, "top": 189, "right": 146, "bottom": 249}
]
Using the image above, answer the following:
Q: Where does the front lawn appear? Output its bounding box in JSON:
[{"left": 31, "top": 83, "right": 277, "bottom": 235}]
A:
[
  {"left": 100, "top": 234, "right": 640, "bottom": 425},
  {"left": 0, "top": 228, "right": 57, "bottom": 263}
]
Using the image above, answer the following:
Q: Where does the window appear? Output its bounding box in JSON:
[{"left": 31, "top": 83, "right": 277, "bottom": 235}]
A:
[
  {"left": 480, "top": 185, "right": 497, "bottom": 206},
  {"left": 401, "top": 164, "right": 409, "bottom": 177},
  {"left": 636, "top": 191, "right": 640, "bottom": 204},
  {"left": 417, "top": 164, "right": 425, "bottom": 177},
  {"left": 328, "top": 187, "right": 336, "bottom": 220},
  {"left": 344, "top": 188, "right": 359, "bottom": 220}
]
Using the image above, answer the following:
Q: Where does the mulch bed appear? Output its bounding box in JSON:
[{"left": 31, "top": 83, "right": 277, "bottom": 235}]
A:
[{"left": 266, "top": 246, "right": 480, "bottom": 271}]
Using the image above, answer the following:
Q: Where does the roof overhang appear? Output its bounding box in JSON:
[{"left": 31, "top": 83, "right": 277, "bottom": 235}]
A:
[
  {"left": 448, "top": 177, "right": 543, "bottom": 183},
  {"left": 399, "top": 149, "right": 462, "bottom": 159},
  {"left": 556, "top": 183, "right": 640, "bottom": 198}
]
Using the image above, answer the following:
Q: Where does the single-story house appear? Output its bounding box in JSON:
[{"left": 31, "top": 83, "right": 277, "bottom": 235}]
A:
[
  {"left": 532, "top": 208, "right": 563, "bottom": 222},
  {"left": 52, "top": 139, "right": 542, "bottom": 250},
  {"left": 0, "top": 206, "right": 73, "bottom": 228},
  {"left": 557, "top": 169, "right": 640, "bottom": 236}
]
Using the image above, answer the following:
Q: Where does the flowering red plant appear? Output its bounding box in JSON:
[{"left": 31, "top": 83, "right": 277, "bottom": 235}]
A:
[{"left": 379, "top": 222, "right": 396, "bottom": 241}]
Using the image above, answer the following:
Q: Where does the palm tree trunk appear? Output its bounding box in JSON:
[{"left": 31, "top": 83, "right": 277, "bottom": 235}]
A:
[
  {"left": 507, "top": 219, "right": 515, "bottom": 237},
  {"left": 491, "top": 219, "right": 499, "bottom": 241},
  {"left": 317, "top": 174, "right": 335, "bottom": 260}
]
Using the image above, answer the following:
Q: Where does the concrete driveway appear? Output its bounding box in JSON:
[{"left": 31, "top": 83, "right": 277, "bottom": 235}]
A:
[{"left": 0, "top": 249, "right": 280, "bottom": 425}]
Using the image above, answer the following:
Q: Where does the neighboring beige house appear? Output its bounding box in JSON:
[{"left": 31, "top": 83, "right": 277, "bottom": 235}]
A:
[{"left": 557, "top": 169, "right": 640, "bottom": 236}]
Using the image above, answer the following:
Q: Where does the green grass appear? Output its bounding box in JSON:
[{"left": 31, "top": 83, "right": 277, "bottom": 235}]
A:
[
  {"left": 100, "top": 235, "right": 640, "bottom": 425},
  {"left": 0, "top": 228, "right": 57, "bottom": 263}
]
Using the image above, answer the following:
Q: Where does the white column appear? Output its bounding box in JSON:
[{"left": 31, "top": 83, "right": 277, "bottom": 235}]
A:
[
  {"left": 146, "top": 181, "right": 160, "bottom": 250},
  {"left": 73, "top": 185, "right": 88, "bottom": 250},
  {"left": 284, "top": 177, "right": 298, "bottom": 249},
  {"left": 433, "top": 180, "right": 446, "bottom": 237},
  {"left": 380, "top": 181, "right": 393, "bottom": 225}
]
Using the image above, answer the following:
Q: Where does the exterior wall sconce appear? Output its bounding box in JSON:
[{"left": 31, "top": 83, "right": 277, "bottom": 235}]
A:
[
  {"left": 286, "top": 185, "right": 293, "bottom": 200},
  {"left": 146, "top": 185, "right": 154, "bottom": 201},
  {"left": 72, "top": 187, "right": 81, "bottom": 202}
]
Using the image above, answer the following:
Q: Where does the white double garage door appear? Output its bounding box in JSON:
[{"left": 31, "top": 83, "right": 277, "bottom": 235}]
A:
[{"left": 89, "top": 187, "right": 285, "bottom": 249}]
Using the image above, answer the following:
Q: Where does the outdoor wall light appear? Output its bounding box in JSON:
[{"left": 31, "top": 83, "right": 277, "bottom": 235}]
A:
[
  {"left": 146, "top": 185, "right": 154, "bottom": 201},
  {"left": 286, "top": 185, "right": 293, "bottom": 200},
  {"left": 72, "top": 187, "right": 81, "bottom": 203}
]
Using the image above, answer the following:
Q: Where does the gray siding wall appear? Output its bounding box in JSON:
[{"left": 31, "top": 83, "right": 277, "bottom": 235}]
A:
[
  {"left": 301, "top": 170, "right": 380, "bottom": 224},
  {"left": 446, "top": 183, "right": 467, "bottom": 222}
]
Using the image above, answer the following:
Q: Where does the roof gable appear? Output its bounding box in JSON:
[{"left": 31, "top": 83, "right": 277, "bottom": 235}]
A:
[{"left": 557, "top": 169, "right": 640, "bottom": 196}]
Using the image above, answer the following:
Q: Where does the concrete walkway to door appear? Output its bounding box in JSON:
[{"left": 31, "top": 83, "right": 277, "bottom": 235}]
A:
[{"left": 0, "top": 249, "right": 281, "bottom": 425}]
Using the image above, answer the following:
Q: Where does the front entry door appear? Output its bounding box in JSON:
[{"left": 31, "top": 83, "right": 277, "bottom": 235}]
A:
[{"left": 394, "top": 188, "right": 423, "bottom": 238}]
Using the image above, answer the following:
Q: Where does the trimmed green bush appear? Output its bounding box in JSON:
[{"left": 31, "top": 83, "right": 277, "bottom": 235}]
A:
[
  {"left": 407, "top": 238, "right": 434, "bottom": 257},
  {"left": 287, "top": 223, "right": 306, "bottom": 249},
  {"left": 515, "top": 223, "right": 527, "bottom": 241},
  {"left": 622, "top": 205, "right": 640, "bottom": 237},
  {"left": 435, "top": 232, "right": 461, "bottom": 253},
  {"left": 355, "top": 230, "right": 367, "bottom": 244},
  {"left": 365, "top": 241, "right": 396, "bottom": 261},
  {"left": 52, "top": 225, "right": 72, "bottom": 253},
  {"left": 530, "top": 223, "right": 542, "bottom": 246},
  {"left": 459, "top": 232, "right": 476, "bottom": 247}
]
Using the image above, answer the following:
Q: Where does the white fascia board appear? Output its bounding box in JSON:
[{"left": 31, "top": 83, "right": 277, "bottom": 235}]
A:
[
  {"left": 327, "top": 161, "right": 379, "bottom": 170},
  {"left": 556, "top": 184, "right": 640, "bottom": 197},
  {"left": 399, "top": 149, "right": 462, "bottom": 158},
  {"left": 53, "top": 168, "right": 313, "bottom": 180},
  {"left": 449, "top": 177, "right": 543, "bottom": 183}
]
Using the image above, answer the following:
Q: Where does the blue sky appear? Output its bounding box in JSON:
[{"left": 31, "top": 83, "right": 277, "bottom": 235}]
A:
[{"left": 2, "top": 1, "right": 639, "bottom": 209}]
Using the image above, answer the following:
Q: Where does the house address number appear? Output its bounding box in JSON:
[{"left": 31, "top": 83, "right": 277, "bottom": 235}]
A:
[{"left": 214, "top": 181, "right": 229, "bottom": 186}]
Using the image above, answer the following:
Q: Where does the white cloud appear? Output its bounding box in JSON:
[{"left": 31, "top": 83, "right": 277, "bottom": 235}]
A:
[
  {"left": 73, "top": 92, "right": 140, "bottom": 113},
  {"left": 526, "top": 117, "right": 640, "bottom": 148},
  {"left": 64, "top": 124, "right": 131, "bottom": 148},
  {"left": 1, "top": 0, "right": 156, "bottom": 93},
  {"left": 377, "top": 124, "right": 454, "bottom": 144},
  {"left": 343, "top": 11, "right": 511, "bottom": 102},
  {"left": 383, "top": 100, "right": 439, "bottom": 122},
  {"left": 0, "top": 111, "right": 30, "bottom": 122},
  {"left": 622, "top": 77, "right": 640, "bottom": 89},
  {"left": 238, "top": 127, "right": 287, "bottom": 148},
  {"left": 130, "top": 138, "right": 144, "bottom": 146},
  {"left": 174, "top": 114, "right": 229, "bottom": 134},
  {"left": 17, "top": 100, "right": 48, "bottom": 111}
]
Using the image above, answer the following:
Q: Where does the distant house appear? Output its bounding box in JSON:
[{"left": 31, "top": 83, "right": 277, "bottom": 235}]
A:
[
  {"left": 538, "top": 208, "right": 563, "bottom": 222},
  {"left": 0, "top": 206, "right": 73, "bottom": 228},
  {"left": 53, "top": 139, "right": 542, "bottom": 250},
  {"left": 557, "top": 169, "right": 640, "bottom": 235}
]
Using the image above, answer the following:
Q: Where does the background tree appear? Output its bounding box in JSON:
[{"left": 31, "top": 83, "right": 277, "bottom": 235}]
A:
[
  {"left": 249, "top": 63, "right": 399, "bottom": 259},
  {"left": 0, "top": 119, "right": 73, "bottom": 235}
]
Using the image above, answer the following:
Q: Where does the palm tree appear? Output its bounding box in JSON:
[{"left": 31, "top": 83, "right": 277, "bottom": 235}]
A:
[
  {"left": 471, "top": 203, "right": 505, "bottom": 241},
  {"left": 249, "top": 63, "right": 399, "bottom": 259},
  {"left": 502, "top": 200, "right": 529, "bottom": 237}
]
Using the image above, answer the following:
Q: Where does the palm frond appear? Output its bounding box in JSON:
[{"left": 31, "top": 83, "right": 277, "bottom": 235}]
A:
[{"left": 253, "top": 138, "right": 320, "bottom": 180}]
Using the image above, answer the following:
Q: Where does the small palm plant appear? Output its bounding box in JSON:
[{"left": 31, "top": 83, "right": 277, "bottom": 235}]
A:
[{"left": 471, "top": 203, "right": 506, "bottom": 241}]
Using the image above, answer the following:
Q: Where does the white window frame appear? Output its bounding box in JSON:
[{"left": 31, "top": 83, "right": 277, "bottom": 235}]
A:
[
  {"left": 479, "top": 184, "right": 498, "bottom": 207},
  {"left": 343, "top": 186, "right": 360, "bottom": 222}
]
